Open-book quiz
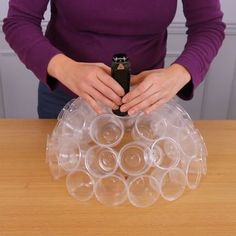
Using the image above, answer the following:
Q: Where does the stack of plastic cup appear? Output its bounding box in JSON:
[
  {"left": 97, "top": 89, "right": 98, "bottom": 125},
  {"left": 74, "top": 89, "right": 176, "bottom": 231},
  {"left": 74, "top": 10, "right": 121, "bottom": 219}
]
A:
[{"left": 46, "top": 97, "right": 208, "bottom": 208}]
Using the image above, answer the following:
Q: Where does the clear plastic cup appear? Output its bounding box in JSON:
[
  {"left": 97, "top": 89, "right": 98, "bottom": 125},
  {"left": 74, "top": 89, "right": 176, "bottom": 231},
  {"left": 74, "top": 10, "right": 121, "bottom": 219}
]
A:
[
  {"left": 151, "top": 167, "right": 186, "bottom": 201},
  {"left": 66, "top": 170, "right": 94, "bottom": 201},
  {"left": 185, "top": 158, "right": 202, "bottom": 189},
  {"left": 52, "top": 118, "right": 83, "bottom": 141},
  {"left": 94, "top": 174, "right": 127, "bottom": 206},
  {"left": 46, "top": 134, "right": 53, "bottom": 164},
  {"left": 132, "top": 112, "right": 167, "bottom": 144},
  {"left": 156, "top": 103, "right": 193, "bottom": 139},
  {"left": 62, "top": 108, "right": 95, "bottom": 148},
  {"left": 58, "top": 98, "right": 97, "bottom": 133},
  {"left": 154, "top": 103, "right": 178, "bottom": 123},
  {"left": 128, "top": 175, "right": 160, "bottom": 208},
  {"left": 151, "top": 137, "right": 180, "bottom": 169},
  {"left": 160, "top": 103, "right": 188, "bottom": 128},
  {"left": 76, "top": 99, "right": 98, "bottom": 129},
  {"left": 61, "top": 109, "right": 86, "bottom": 135},
  {"left": 118, "top": 142, "right": 152, "bottom": 176},
  {"left": 163, "top": 123, "right": 179, "bottom": 140},
  {"left": 163, "top": 110, "right": 191, "bottom": 140},
  {"left": 175, "top": 103, "right": 193, "bottom": 127},
  {"left": 192, "top": 129, "right": 208, "bottom": 175},
  {"left": 57, "top": 98, "right": 77, "bottom": 120},
  {"left": 57, "top": 138, "right": 81, "bottom": 172},
  {"left": 177, "top": 127, "right": 198, "bottom": 159},
  {"left": 46, "top": 135, "right": 66, "bottom": 179},
  {"left": 167, "top": 99, "right": 194, "bottom": 127},
  {"left": 90, "top": 114, "right": 124, "bottom": 147},
  {"left": 104, "top": 101, "right": 138, "bottom": 130},
  {"left": 85, "top": 145, "right": 118, "bottom": 178},
  {"left": 199, "top": 142, "right": 207, "bottom": 175},
  {"left": 115, "top": 113, "right": 138, "bottom": 131},
  {"left": 51, "top": 120, "right": 72, "bottom": 139}
]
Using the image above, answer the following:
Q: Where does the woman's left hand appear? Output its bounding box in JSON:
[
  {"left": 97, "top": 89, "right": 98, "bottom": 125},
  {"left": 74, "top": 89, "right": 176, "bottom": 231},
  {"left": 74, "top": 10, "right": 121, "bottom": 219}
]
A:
[{"left": 120, "top": 64, "right": 191, "bottom": 115}]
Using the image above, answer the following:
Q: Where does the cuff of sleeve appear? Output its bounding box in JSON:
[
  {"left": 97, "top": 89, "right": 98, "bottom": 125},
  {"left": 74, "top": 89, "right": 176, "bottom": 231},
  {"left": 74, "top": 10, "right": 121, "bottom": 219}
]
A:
[
  {"left": 46, "top": 74, "right": 59, "bottom": 90},
  {"left": 173, "top": 55, "right": 202, "bottom": 100}
]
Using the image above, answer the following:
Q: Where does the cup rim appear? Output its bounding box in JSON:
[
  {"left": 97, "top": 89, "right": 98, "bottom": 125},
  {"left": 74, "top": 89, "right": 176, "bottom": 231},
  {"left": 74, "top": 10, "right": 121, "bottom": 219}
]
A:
[
  {"left": 89, "top": 113, "right": 125, "bottom": 147},
  {"left": 66, "top": 169, "right": 95, "bottom": 201},
  {"left": 85, "top": 145, "right": 118, "bottom": 178},
  {"left": 134, "top": 112, "right": 168, "bottom": 143},
  {"left": 159, "top": 167, "right": 186, "bottom": 201},
  {"left": 127, "top": 174, "right": 160, "bottom": 208},
  {"left": 118, "top": 141, "right": 152, "bottom": 176},
  {"left": 185, "top": 157, "right": 202, "bottom": 189},
  {"left": 150, "top": 137, "right": 180, "bottom": 170},
  {"left": 94, "top": 174, "right": 127, "bottom": 206},
  {"left": 57, "top": 138, "right": 82, "bottom": 172}
]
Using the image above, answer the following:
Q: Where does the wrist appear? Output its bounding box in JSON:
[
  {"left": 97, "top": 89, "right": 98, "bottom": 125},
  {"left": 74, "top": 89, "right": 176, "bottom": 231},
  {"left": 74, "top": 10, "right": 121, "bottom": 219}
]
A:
[
  {"left": 47, "top": 54, "right": 74, "bottom": 82},
  {"left": 168, "top": 63, "right": 191, "bottom": 86}
]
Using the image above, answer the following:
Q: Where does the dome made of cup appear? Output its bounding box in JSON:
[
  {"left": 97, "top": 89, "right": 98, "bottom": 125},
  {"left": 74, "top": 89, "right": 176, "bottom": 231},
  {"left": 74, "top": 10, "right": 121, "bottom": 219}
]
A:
[{"left": 46, "top": 97, "right": 207, "bottom": 208}]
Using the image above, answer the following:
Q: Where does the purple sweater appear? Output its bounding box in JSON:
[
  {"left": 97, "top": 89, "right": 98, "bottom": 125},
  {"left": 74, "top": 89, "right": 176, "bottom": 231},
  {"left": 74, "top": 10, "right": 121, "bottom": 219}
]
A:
[{"left": 3, "top": 0, "right": 225, "bottom": 99}]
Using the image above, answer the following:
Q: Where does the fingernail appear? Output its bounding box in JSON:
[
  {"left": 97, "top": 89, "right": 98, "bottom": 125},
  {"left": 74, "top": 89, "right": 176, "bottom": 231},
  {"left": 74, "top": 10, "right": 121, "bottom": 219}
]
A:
[
  {"left": 121, "top": 89, "right": 125, "bottom": 96},
  {"left": 115, "top": 97, "right": 122, "bottom": 105},
  {"left": 120, "top": 106, "right": 126, "bottom": 112},
  {"left": 122, "top": 95, "right": 127, "bottom": 103},
  {"left": 113, "top": 104, "right": 119, "bottom": 110}
]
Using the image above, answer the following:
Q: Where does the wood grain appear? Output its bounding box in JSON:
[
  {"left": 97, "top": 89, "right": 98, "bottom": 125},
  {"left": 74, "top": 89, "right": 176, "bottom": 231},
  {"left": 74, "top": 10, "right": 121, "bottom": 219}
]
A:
[{"left": 0, "top": 119, "right": 236, "bottom": 236}]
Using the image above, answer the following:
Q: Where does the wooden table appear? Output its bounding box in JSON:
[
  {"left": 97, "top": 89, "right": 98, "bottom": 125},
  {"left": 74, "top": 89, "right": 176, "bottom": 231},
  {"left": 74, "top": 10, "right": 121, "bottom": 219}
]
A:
[{"left": 0, "top": 120, "right": 236, "bottom": 236}]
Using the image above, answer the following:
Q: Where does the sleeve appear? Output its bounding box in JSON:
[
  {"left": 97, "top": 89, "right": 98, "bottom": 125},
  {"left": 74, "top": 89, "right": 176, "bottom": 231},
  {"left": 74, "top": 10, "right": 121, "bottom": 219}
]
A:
[
  {"left": 174, "top": 0, "right": 226, "bottom": 100},
  {"left": 2, "top": 0, "right": 62, "bottom": 88}
]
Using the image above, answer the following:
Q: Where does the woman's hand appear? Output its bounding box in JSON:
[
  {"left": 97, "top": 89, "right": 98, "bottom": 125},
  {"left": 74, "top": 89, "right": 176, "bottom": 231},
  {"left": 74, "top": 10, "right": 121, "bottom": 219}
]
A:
[
  {"left": 120, "top": 64, "right": 191, "bottom": 115},
  {"left": 47, "top": 54, "right": 125, "bottom": 113}
]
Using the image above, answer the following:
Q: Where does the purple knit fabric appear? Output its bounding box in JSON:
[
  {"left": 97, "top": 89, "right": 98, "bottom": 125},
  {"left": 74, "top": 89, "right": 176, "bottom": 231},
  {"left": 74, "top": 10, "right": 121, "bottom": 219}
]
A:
[{"left": 2, "top": 0, "right": 225, "bottom": 99}]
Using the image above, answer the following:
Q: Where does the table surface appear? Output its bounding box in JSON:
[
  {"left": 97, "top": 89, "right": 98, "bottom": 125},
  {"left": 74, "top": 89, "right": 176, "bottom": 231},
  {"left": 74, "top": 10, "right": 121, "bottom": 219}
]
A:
[{"left": 0, "top": 119, "right": 236, "bottom": 236}]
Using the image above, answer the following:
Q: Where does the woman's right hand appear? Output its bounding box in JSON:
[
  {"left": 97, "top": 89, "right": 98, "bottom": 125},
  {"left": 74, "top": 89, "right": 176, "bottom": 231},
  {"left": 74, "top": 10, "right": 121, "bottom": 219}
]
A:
[{"left": 47, "top": 54, "right": 124, "bottom": 113}]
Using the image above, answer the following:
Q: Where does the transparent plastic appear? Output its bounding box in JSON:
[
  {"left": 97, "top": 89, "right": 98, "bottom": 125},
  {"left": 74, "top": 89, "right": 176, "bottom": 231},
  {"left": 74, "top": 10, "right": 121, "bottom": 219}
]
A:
[
  {"left": 66, "top": 170, "right": 94, "bottom": 201},
  {"left": 151, "top": 137, "right": 180, "bottom": 169},
  {"left": 46, "top": 97, "right": 208, "bottom": 207},
  {"left": 185, "top": 158, "right": 202, "bottom": 189},
  {"left": 128, "top": 175, "right": 160, "bottom": 208},
  {"left": 94, "top": 174, "right": 127, "bottom": 206},
  {"left": 85, "top": 145, "right": 118, "bottom": 178},
  {"left": 118, "top": 142, "right": 152, "bottom": 176},
  {"left": 151, "top": 167, "right": 186, "bottom": 201},
  {"left": 132, "top": 112, "right": 167, "bottom": 144},
  {"left": 90, "top": 114, "right": 124, "bottom": 147},
  {"left": 57, "top": 137, "right": 81, "bottom": 172},
  {"left": 46, "top": 135, "right": 67, "bottom": 179}
]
